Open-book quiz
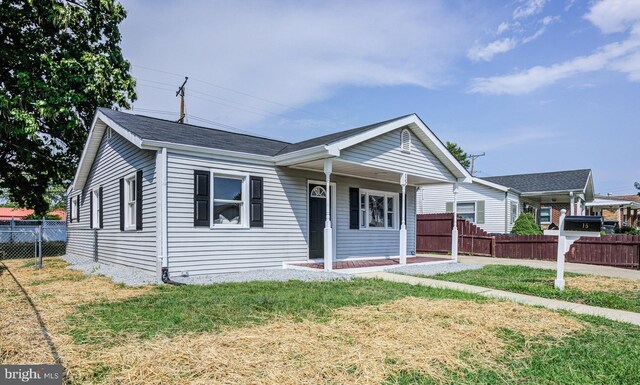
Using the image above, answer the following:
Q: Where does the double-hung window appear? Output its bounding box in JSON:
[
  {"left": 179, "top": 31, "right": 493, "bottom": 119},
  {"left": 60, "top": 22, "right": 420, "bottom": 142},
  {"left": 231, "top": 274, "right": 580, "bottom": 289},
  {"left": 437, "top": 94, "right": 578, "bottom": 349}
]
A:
[
  {"left": 540, "top": 207, "right": 552, "bottom": 224},
  {"left": 359, "top": 189, "right": 398, "bottom": 229},
  {"left": 71, "top": 196, "right": 78, "bottom": 222},
  {"left": 91, "top": 189, "right": 101, "bottom": 229},
  {"left": 510, "top": 201, "right": 519, "bottom": 224},
  {"left": 124, "top": 174, "right": 137, "bottom": 230},
  {"left": 457, "top": 202, "right": 476, "bottom": 223},
  {"left": 212, "top": 172, "right": 249, "bottom": 228}
]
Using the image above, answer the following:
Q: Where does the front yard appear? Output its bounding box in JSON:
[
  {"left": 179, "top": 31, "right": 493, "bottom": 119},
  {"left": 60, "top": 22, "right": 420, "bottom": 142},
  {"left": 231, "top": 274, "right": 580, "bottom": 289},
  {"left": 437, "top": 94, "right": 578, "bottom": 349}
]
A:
[
  {"left": 427, "top": 264, "right": 640, "bottom": 313},
  {"left": 1, "top": 258, "right": 640, "bottom": 384}
]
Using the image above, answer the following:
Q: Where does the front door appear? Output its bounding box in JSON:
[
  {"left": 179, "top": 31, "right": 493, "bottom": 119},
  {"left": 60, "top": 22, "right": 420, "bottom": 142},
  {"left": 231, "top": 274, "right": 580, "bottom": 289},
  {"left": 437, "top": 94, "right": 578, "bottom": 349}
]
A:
[{"left": 309, "top": 184, "right": 331, "bottom": 259}]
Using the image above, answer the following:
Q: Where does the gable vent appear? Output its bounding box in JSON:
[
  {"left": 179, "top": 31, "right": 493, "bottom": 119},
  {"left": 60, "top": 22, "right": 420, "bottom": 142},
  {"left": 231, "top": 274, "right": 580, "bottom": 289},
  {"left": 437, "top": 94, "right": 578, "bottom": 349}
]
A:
[{"left": 400, "top": 129, "right": 411, "bottom": 153}]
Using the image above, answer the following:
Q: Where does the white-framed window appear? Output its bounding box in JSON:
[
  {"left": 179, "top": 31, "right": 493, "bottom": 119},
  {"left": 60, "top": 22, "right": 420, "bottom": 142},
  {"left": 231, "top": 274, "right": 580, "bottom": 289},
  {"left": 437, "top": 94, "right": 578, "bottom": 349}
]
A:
[
  {"left": 510, "top": 201, "right": 519, "bottom": 224},
  {"left": 91, "top": 189, "right": 100, "bottom": 229},
  {"left": 540, "top": 207, "right": 552, "bottom": 224},
  {"left": 124, "top": 173, "right": 137, "bottom": 230},
  {"left": 211, "top": 170, "right": 249, "bottom": 228},
  {"left": 71, "top": 196, "right": 78, "bottom": 221},
  {"left": 457, "top": 202, "right": 476, "bottom": 223},
  {"left": 359, "top": 189, "right": 398, "bottom": 230},
  {"left": 400, "top": 128, "right": 412, "bottom": 153}
]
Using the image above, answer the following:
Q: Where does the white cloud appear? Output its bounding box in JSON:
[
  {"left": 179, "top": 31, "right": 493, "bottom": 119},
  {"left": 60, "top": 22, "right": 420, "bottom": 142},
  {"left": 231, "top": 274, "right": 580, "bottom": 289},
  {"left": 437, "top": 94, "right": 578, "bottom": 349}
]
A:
[
  {"left": 467, "top": 38, "right": 518, "bottom": 61},
  {"left": 468, "top": 1, "right": 640, "bottom": 94},
  {"left": 468, "top": 37, "right": 640, "bottom": 94},
  {"left": 496, "top": 22, "right": 511, "bottom": 35},
  {"left": 513, "top": 0, "right": 546, "bottom": 19},
  {"left": 119, "top": 0, "right": 473, "bottom": 129},
  {"left": 585, "top": 0, "right": 640, "bottom": 33}
]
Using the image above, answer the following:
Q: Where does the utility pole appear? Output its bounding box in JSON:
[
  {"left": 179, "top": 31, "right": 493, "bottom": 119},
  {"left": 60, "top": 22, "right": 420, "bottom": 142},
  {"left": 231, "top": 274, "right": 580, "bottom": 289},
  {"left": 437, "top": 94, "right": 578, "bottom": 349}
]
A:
[
  {"left": 176, "top": 77, "right": 188, "bottom": 123},
  {"left": 468, "top": 152, "right": 485, "bottom": 176}
]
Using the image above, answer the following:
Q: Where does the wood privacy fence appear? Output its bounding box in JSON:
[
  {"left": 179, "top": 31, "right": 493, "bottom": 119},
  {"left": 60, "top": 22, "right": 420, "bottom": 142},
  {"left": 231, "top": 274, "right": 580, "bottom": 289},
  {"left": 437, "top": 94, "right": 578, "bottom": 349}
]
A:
[{"left": 416, "top": 213, "right": 640, "bottom": 269}]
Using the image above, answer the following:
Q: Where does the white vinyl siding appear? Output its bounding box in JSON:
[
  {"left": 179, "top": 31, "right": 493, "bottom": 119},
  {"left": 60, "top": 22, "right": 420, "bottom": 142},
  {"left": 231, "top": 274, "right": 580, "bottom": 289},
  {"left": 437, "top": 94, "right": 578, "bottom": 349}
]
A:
[
  {"left": 336, "top": 178, "right": 416, "bottom": 259},
  {"left": 166, "top": 152, "right": 309, "bottom": 276},
  {"left": 66, "top": 130, "right": 157, "bottom": 270},
  {"left": 165, "top": 152, "right": 417, "bottom": 275},
  {"left": 418, "top": 181, "right": 511, "bottom": 234},
  {"left": 340, "top": 127, "right": 455, "bottom": 182}
]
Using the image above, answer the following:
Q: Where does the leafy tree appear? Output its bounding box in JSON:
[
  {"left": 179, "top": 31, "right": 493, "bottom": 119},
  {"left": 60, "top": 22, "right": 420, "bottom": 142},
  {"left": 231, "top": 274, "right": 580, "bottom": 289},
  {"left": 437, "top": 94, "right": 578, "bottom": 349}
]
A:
[
  {"left": 0, "top": 0, "right": 136, "bottom": 215},
  {"left": 635, "top": 182, "right": 640, "bottom": 195},
  {"left": 511, "top": 213, "right": 543, "bottom": 235},
  {"left": 445, "top": 141, "right": 471, "bottom": 170}
]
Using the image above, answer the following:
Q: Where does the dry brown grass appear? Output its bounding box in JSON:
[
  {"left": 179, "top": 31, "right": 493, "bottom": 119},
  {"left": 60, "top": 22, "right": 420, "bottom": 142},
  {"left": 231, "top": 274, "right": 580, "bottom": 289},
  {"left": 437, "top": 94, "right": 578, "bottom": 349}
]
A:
[
  {"left": 566, "top": 275, "right": 640, "bottom": 293},
  {"left": 1, "top": 257, "right": 584, "bottom": 384},
  {"left": 65, "top": 298, "right": 582, "bottom": 385},
  {"left": 0, "top": 258, "right": 151, "bottom": 365}
]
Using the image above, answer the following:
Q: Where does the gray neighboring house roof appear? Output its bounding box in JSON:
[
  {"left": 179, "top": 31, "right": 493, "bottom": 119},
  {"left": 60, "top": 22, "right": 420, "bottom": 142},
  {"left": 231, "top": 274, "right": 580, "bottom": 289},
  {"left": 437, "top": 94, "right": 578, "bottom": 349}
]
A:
[
  {"left": 481, "top": 169, "right": 593, "bottom": 194},
  {"left": 98, "top": 108, "right": 411, "bottom": 157}
]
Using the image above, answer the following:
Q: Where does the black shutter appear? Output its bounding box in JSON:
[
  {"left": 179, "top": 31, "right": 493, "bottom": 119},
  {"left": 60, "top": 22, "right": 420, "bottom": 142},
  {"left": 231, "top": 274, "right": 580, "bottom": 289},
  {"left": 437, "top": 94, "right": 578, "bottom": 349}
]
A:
[
  {"left": 194, "top": 170, "right": 210, "bottom": 226},
  {"left": 119, "top": 178, "right": 125, "bottom": 231},
  {"left": 69, "top": 196, "right": 73, "bottom": 223},
  {"left": 76, "top": 195, "right": 80, "bottom": 222},
  {"left": 99, "top": 186, "right": 104, "bottom": 229},
  {"left": 136, "top": 170, "right": 143, "bottom": 230},
  {"left": 250, "top": 176, "right": 264, "bottom": 228},
  {"left": 349, "top": 188, "right": 359, "bottom": 229},
  {"left": 89, "top": 190, "right": 93, "bottom": 228}
]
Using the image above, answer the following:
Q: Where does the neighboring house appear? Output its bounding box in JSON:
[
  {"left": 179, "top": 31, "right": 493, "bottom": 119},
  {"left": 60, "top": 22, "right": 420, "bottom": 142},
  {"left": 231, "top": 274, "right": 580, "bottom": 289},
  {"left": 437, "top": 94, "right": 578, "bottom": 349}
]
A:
[
  {"left": 418, "top": 169, "right": 594, "bottom": 233},
  {"left": 67, "top": 108, "right": 471, "bottom": 280},
  {"left": 587, "top": 195, "right": 640, "bottom": 228},
  {"left": 0, "top": 208, "right": 67, "bottom": 221}
]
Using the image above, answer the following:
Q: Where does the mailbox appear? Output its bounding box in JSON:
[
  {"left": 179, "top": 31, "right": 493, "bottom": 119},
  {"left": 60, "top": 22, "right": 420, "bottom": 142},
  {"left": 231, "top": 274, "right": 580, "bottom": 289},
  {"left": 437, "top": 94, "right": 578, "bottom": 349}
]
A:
[{"left": 563, "top": 216, "right": 603, "bottom": 233}]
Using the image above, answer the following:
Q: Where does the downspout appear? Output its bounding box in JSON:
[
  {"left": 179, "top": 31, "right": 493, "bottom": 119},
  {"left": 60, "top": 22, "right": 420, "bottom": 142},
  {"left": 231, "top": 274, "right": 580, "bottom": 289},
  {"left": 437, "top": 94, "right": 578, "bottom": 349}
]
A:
[{"left": 155, "top": 147, "right": 184, "bottom": 285}]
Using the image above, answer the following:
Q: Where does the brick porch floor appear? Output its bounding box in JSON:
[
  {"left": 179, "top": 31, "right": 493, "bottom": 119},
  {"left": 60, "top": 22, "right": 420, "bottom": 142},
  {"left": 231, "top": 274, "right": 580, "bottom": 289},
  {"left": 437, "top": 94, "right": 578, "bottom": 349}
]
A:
[{"left": 292, "top": 256, "right": 450, "bottom": 270}]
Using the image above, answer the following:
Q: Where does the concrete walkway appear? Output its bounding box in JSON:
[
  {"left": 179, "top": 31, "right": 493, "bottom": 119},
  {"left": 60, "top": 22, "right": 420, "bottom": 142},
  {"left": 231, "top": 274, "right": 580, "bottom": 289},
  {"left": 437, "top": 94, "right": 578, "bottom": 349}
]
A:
[
  {"left": 358, "top": 271, "right": 640, "bottom": 326},
  {"left": 457, "top": 255, "right": 640, "bottom": 281}
]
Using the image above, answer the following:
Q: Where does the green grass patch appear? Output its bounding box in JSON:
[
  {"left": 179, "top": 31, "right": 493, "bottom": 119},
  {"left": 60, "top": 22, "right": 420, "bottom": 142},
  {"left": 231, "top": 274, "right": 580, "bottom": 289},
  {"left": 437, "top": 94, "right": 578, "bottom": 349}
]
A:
[
  {"left": 425, "top": 265, "right": 640, "bottom": 312},
  {"left": 67, "top": 278, "right": 486, "bottom": 346},
  {"left": 385, "top": 315, "right": 640, "bottom": 384}
]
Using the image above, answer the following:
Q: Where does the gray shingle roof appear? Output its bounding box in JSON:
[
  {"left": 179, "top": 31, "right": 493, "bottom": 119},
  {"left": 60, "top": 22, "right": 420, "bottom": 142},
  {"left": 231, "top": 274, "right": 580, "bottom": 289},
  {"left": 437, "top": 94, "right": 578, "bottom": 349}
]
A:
[
  {"left": 481, "top": 169, "right": 592, "bottom": 193},
  {"left": 98, "top": 108, "right": 289, "bottom": 156},
  {"left": 276, "top": 115, "right": 413, "bottom": 155},
  {"left": 98, "top": 108, "right": 411, "bottom": 157}
]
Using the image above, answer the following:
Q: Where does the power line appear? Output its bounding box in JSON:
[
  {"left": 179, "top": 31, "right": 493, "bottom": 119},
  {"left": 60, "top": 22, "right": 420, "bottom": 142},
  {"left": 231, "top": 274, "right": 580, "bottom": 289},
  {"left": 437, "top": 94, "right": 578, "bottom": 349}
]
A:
[{"left": 132, "top": 63, "right": 330, "bottom": 120}]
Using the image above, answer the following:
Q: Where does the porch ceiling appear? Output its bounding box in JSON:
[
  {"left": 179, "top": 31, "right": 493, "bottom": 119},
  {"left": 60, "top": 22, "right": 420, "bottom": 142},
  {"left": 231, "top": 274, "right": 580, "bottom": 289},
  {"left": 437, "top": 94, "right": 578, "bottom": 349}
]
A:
[{"left": 288, "top": 158, "right": 450, "bottom": 186}]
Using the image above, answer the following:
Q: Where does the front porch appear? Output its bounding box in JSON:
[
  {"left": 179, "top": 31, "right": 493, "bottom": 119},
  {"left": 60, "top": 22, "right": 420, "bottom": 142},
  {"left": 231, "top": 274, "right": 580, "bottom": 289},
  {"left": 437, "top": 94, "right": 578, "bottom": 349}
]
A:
[{"left": 288, "top": 255, "right": 452, "bottom": 273}]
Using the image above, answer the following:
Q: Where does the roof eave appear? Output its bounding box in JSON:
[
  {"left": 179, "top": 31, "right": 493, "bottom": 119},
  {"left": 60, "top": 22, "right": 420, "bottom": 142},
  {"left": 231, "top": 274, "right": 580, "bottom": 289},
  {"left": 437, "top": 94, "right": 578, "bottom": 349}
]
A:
[
  {"left": 71, "top": 111, "right": 144, "bottom": 191},
  {"left": 141, "top": 140, "right": 275, "bottom": 164}
]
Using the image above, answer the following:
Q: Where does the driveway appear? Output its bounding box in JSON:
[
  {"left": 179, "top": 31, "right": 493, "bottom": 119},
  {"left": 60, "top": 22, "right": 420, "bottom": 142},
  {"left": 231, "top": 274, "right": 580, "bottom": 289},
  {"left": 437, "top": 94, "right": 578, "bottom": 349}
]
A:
[{"left": 458, "top": 255, "right": 640, "bottom": 281}]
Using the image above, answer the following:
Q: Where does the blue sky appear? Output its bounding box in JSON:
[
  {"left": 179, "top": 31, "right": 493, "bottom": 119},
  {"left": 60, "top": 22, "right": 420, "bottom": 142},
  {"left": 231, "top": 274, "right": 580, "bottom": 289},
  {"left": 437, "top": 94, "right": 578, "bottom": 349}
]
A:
[{"left": 119, "top": 0, "right": 640, "bottom": 195}]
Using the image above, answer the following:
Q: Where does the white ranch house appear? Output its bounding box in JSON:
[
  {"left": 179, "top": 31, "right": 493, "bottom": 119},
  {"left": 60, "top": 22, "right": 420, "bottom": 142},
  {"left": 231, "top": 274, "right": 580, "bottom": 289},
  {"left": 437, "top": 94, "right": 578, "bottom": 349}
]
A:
[
  {"left": 67, "top": 109, "right": 471, "bottom": 282},
  {"left": 418, "top": 169, "right": 595, "bottom": 234}
]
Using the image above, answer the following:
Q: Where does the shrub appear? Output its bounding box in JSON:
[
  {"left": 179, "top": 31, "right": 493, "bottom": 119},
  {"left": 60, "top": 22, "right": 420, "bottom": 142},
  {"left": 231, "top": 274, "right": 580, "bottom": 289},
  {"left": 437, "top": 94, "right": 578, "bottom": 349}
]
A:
[
  {"left": 511, "top": 213, "right": 542, "bottom": 235},
  {"left": 615, "top": 226, "right": 639, "bottom": 235}
]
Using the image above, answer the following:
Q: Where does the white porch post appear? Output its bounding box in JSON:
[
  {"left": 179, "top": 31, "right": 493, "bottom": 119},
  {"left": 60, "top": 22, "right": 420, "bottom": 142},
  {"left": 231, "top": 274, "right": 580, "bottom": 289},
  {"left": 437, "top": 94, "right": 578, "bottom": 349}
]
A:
[
  {"left": 399, "top": 173, "right": 408, "bottom": 265},
  {"left": 451, "top": 183, "right": 459, "bottom": 262},
  {"left": 323, "top": 159, "right": 333, "bottom": 271},
  {"left": 569, "top": 192, "right": 575, "bottom": 216}
]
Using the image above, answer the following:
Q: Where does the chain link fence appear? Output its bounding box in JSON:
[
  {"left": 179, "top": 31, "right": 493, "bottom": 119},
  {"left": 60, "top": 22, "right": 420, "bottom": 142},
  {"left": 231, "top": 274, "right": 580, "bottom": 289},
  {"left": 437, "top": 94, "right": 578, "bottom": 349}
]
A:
[{"left": 0, "top": 219, "right": 68, "bottom": 267}]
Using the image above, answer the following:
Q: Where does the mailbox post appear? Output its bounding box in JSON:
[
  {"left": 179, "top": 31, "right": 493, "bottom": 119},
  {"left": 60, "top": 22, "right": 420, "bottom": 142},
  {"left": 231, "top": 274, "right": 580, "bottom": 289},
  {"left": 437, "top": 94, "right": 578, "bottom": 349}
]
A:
[{"left": 555, "top": 209, "right": 602, "bottom": 290}]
